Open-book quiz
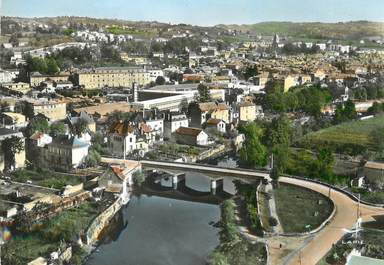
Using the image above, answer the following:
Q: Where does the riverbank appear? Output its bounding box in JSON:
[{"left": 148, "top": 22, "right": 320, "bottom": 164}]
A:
[
  {"left": 209, "top": 199, "right": 267, "bottom": 265},
  {"left": 2, "top": 201, "right": 104, "bottom": 265}
]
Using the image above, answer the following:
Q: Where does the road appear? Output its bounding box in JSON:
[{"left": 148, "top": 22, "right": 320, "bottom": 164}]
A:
[{"left": 277, "top": 177, "right": 384, "bottom": 265}]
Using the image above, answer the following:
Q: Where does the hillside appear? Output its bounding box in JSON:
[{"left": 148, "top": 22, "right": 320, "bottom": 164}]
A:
[
  {"left": 302, "top": 115, "right": 384, "bottom": 155},
  {"left": 219, "top": 21, "right": 384, "bottom": 41}
]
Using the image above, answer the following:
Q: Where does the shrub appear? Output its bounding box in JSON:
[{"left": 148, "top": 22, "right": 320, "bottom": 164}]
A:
[{"left": 269, "top": 217, "right": 278, "bottom": 227}]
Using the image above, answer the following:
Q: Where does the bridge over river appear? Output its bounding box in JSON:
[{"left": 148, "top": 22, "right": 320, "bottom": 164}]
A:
[{"left": 101, "top": 157, "right": 271, "bottom": 180}]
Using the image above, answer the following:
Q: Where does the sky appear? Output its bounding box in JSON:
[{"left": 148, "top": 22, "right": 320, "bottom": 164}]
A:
[{"left": 2, "top": 0, "right": 384, "bottom": 26}]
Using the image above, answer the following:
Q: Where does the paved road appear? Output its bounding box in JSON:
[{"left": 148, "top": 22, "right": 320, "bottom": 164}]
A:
[
  {"left": 278, "top": 177, "right": 384, "bottom": 265},
  {"left": 265, "top": 183, "right": 284, "bottom": 234}
]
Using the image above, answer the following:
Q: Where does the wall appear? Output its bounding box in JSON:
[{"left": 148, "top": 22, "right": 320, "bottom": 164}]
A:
[{"left": 86, "top": 197, "right": 123, "bottom": 245}]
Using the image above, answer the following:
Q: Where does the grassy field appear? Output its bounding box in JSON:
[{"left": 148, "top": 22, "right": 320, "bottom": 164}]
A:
[
  {"left": 106, "top": 26, "right": 157, "bottom": 38},
  {"left": 274, "top": 183, "right": 333, "bottom": 233},
  {"left": 302, "top": 115, "right": 384, "bottom": 155},
  {"left": 2, "top": 202, "right": 101, "bottom": 265},
  {"left": 11, "top": 169, "right": 83, "bottom": 189}
]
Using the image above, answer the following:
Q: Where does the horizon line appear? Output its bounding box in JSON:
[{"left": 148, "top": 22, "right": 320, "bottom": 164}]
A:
[{"left": 2, "top": 15, "right": 384, "bottom": 28}]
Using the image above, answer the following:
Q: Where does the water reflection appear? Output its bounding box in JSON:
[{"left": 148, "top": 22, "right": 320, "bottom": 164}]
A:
[
  {"left": 86, "top": 155, "right": 253, "bottom": 265},
  {"left": 86, "top": 195, "right": 220, "bottom": 265}
]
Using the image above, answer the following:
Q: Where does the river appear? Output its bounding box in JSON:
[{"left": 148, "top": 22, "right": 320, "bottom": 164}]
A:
[{"left": 85, "top": 165, "right": 240, "bottom": 265}]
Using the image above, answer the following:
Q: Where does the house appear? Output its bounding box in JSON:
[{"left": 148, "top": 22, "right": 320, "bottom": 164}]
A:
[
  {"left": 363, "top": 161, "right": 384, "bottom": 189},
  {"left": 189, "top": 102, "right": 229, "bottom": 128},
  {"left": 205, "top": 118, "right": 226, "bottom": 134},
  {"left": 144, "top": 117, "right": 164, "bottom": 139},
  {"left": 40, "top": 135, "right": 90, "bottom": 171},
  {"left": 55, "top": 80, "right": 74, "bottom": 90},
  {"left": 0, "top": 112, "right": 27, "bottom": 129},
  {"left": 164, "top": 112, "right": 189, "bottom": 138},
  {"left": 108, "top": 120, "right": 156, "bottom": 157},
  {"left": 284, "top": 75, "right": 298, "bottom": 92},
  {"left": 24, "top": 100, "right": 67, "bottom": 121},
  {"left": 0, "top": 128, "right": 26, "bottom": 171},
  {"left": 0, "top": 200, "right": 18, "bottom": 219},
  {"left": 1, "top": 82, "right": 31, "bottom": 95},
  {"left": 30, "top": 132, "right": 53, "bottom": 147},
  {"left": 0, "top": 70, "right": 14, "bottom": 84},
  {"left": 253, "top": 72, "right": 271, "bottom": 88},
  {"left": 175, "top": 127, "right": 209, "bottom": 146},
  {"left": 68, "top": 111, "right": 96, "bottom": 133},
  {"left": 238, "top": 101, "right": 260, "bottom": 122},
  {"left": 283, "top": 75, "right": 312, "bottom": 92},
  {"left": 30, "top": 72, "right": 71, "bottom": 87},
  {"left": 39, "top": 80, "right": 56, "bottom": 94},
  {"left": 27, "top": 132, "right": 53, "bottom": 168},
  {"left": 98, "top": 166, "right": 128, "bottom": 193}
]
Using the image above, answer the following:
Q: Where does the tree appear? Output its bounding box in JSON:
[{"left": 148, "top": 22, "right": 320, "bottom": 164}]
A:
[
  {"left": 238, "top": 123, "right": 268, "bottom": 168},
  {"left": 209, "top": 252, "right": 230, "bottom": 265},
  {"left": 26, "top": 56, "right": 48, "bottom": 74},
  {"left": 86, "top": 149, "right": 101, "bottom": 167},
  {"left": 25, "top": 117, "right": 49, "bottom": 137},
  {"left": 133, "top": 171, "right": 146, "bottom": 186},
  {"left": 315, "top": 148, "right": 335, "bottom": 180},
  {"left": 270, "top": 144, "right": 289, "bottom": 185},
  {"left": 197, "top": 84, "right": 211, "bottom": 103},
  {"left": 107, "top": 111, "right": 136, "bottom": 126},
  {"left": 265, "top": 115, "right": 292, "bottom": 148},
  {"left": 334, "top": 100, "right": 357, "bottom": 124},
  {"left": 21, "top": 102, "right": 35, "bottom": 120},
  {"left": 265, "top": 115, "right": 292, "bottom": 186},
  {"left": 343, "top": 100, "right": 358, "bottom": 120},
  {"left": 155, "top": 76, "right": 166, "bottom": 86},
  {"left": 368, "top": 102, "right": 384, "bottom": 115},
  {"left": 72, "top": 118, "right": 88, "bottom": 137},
  {"left": 219, "top": 199, "right": 239, "bottom": 243},
  {"left": 243, "top": 65, "right": 258, "bottom": 80},
  {"left": 46, "top": 57, "right": 59, "bottom": 75},
  {"left": 1, "top": 136, "right": 24, "bottom": 171},
  {"left": 371, "top": 129, "right": 384, "bottom": 159},
  {"left": 49, "top": 122, "right": 66, "bottom": 137}
]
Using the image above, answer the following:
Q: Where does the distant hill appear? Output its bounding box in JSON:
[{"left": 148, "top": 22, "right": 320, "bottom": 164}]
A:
[
  {"left": 218, "top": 21, "right": 384, "bottom": 41},
  {"left": 3, "top": 17, "right": 384, "bottom": 42}
]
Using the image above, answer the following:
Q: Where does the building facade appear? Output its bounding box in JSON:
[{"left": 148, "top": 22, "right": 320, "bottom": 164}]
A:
[{"left": 76, "top": 67, "right": 151, "bottom": 89}]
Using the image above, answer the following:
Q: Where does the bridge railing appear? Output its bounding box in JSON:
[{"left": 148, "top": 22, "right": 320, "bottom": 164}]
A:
[{"left": 282, "top": 174, "right": 384, "bottom": 208}]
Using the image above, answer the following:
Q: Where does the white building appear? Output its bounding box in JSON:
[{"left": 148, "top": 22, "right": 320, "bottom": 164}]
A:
[
  {"left": 164, "top": 112, "right": 189, "bottom": 138},
  {"left": 148, "top": 69, "right": 164, "bottom": 82},
  {"left": 0, "top": 70, "right": 13, "bottom": 84},
  {"left": 206, "top": 118, "right": 226, "bottom": 134}
]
